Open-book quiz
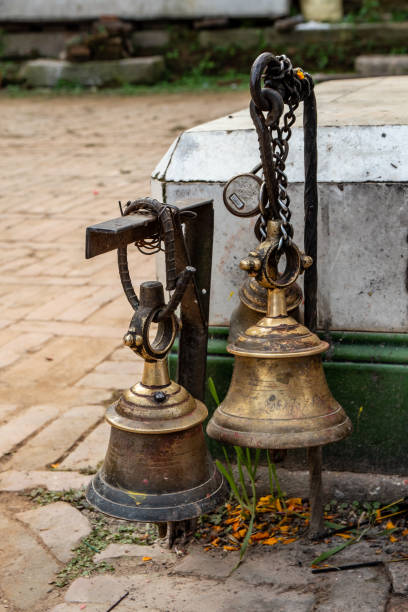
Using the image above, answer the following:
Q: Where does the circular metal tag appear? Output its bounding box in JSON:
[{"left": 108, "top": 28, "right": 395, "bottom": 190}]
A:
[{"left": 223, "top": 173, "right": 262, "bottom": 217}]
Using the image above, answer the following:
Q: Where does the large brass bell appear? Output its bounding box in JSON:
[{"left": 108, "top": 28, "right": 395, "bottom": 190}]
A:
[
  {"left": 207, "top": 222, "right": 352, "bottom": 450},
  {"left": 87, "top": 281, "right": 227, "bottom": 522}
]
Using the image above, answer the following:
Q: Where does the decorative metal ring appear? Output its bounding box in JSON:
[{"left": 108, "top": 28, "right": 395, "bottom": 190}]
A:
[
  {"left": 223, "top": 173, "right": 262, "bottom": 218},
  {"left": 142, "top": 307, "right": 178, "bottom": 360},
  {"left": 263, "top": 241, "right": 301, "bottom": 288}
]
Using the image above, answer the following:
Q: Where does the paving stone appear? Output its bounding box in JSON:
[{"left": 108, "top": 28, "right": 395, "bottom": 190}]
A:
[
  {"left": 387, "top": 596, "right": 408, "bottom": 611},
  {"left": 66, "top": 572, "right": 315, "bottom": 611},
  {"left": 57, "top": 286, "right": 122, "bottom": 322},
  {"left": 25, "top": 286, "right": 97, "bottom": 321},
  {"left": 174, "top": 543, "right": 311, "bottom": 587},
  {"left": 65, "top": 575, "right": 127, "bottom": 605},
  {"left": 316, "top": 566, "right": 390, "bottom": 612},
  {"left": 76, "top": 358, "right": 144, "bottom": 390},
  {"left": 0, "top": 469, "right": 91, "bottom": 491},
  {"left": 50, "top": 605, "right": 110, "bottom": 612},
  {"left": 0, "top": 331, "right": 52, "bottom": 368},
  {"left": 132, "top": 30, "right": 171, "bottom": 49},
  {"left": 17, "top": 501, "right": 91, "bottom": 562},
  {"left": 8, "top": 404, "right": 105, "bottom": 470},
  {"left": 2, "top": 335, "right": 120, "bottom": 390},
  {"left": 0, "top": 404, "right": 56, "bottom": 457},
  {"left": 14, "top": 319, "right": 123, "bottom": 339},
  {"left": 60, "top": 421, "right": 110, "bottom": 470},
  {"left": 389, "top": 562, "right": 408, "bottom": 595},
  {"left": 19, "top": 57, "right": 165, "bottom": 88},
  {"left": 0, "top": 513, "right": 58, "bottom": 610},
  {"left": 94, "top": 541, "right": 174, "bottom": 564},
  {"left": 0, "top": 403, "right": 19, "bottom": 423}
]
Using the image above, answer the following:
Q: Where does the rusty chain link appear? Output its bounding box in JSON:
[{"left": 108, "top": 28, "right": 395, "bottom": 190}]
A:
[
  {"left": 117, "top": 197, "right": 195, "bottom": 322},
  {"left": 250, "top": 53, "right": 313, "bottom": 247}
]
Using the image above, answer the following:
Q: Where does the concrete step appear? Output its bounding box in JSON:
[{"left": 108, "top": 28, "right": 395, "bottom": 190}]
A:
[
  {"left": 356, "top": 54, "right": 408, "bottom": 76},
  {"left": 18, "top": 57, "right": 165, "bottom": 87}
]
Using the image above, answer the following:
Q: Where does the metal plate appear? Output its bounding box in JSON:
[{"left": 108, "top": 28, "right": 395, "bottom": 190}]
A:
[{"left": 223, "top": 173, "right": 262, "bottom": 217}]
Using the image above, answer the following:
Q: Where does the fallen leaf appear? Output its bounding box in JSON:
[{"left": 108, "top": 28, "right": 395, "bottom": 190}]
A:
[
  {"left": 142, "top": 556, "right": 152, "bottom": 562},
  {"left": 250, "top": 532, "right": 270, "bottom": 542},
  {"left": 223, "top": 545, "right": 239, "bottom": 551},
  {"left": 263, "top": 537, "right": 278, "bottom": 546}
]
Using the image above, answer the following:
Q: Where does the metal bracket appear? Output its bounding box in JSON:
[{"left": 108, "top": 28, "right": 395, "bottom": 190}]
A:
[{"left": 85, "top": 198, "right": 214, "bottom": 402}]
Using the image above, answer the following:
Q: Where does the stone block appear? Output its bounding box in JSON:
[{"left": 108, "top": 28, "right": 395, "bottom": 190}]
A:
[
  {"left": 17, "top": 501, "right": 91, "bottom": 562},
  {"left": 8, "top": 404, "right": 105, "bottom": 470},
  {"left": 388, "top": 597, "right": 408, "bottom": 612},
  {"left": 19, "top": 57, "right": 165, "bottom": 88},
  {"left": 65, "top": 575, "right": 127, "bottom": 604},
  {"left": 0, "top": 513, "right": 58, "bottom": 610},
  {"left": 0, "top": 0, "right": 289, "bottom": 21},
  {"left": 153, "top": 76, "right": 408, "bottom": 332},
  {"left": 0, "top": 469, "right": 91, "bottom": 491},
  {"left": 0, "top": 404, "right": 56, "bottom": 457},
  {"left": 389, "top": 562, "right": 408, "bottom": 595},
  {"left": 65, "top": 572, "right": 315, "bottom": 611},
  {"left": 317, "top": 566, "right": 390, "bottom": 612},
  {"left": 132, "top": 30, "right": 170, "bottom": 50},
  {"left": 60, "top": 421, "right": 109, "bottom": 470},
  {"left": 94, "top": 541, "right": 174, "bottom": 563},
  {"left": 3, "top": 32, "right": 67, "bottom": 59},
  {"left": 356, "top": 55, "right": 408, "bottom": 77}
]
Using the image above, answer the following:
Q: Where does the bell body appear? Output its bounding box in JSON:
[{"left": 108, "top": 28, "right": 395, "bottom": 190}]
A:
[
  {"left": 207, "top": 288, "right": 352, "bottom": 449},
  {"left": 87, "top": 359, "right": 227, "bottom": 522}
]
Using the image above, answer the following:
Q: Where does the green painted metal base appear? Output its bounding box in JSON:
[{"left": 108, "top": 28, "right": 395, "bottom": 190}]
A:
[{"left": 170, "top": 328, "right": 408, "bottom": 473}]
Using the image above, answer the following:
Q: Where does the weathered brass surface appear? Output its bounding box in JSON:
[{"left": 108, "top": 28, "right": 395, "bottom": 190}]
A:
[
  {"left": 206, "top": 352, "right": 352, "bottom": 448},
  {"left": 231, "top": 288, "right": 328, "bottom": 359},
  {"left": 228, "top": 276, "right": 302, "bottom": 344},
  {"left": 207, "top": 226, "right": 352, "bottom": 449},
  {"left": 107, "top": 358, "right": 208, "bottom": 434},
  {"left": 87, "top": 278, "right": 227, "bottom": 523}
]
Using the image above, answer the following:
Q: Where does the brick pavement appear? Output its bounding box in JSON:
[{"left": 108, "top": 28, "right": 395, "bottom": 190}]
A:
[{"left": 0, "top": 91, "right": 248, "bottom": 475}]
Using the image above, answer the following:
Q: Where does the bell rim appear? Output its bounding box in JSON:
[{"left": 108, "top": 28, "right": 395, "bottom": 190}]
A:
[
  {"left": 207, "top": 415, "right": 352, "bottom": 449},
  {"left": 86, "top": 461, "right": 228, "bottom": 522}
]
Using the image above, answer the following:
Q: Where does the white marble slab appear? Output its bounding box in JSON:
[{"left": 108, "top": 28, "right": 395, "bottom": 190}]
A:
[{"left": 153, "top": 77, "right": 408, "bottom": 332}]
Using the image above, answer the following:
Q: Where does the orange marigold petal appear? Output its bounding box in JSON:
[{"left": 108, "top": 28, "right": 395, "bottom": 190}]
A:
[
  {"left": 250, "top": 532, "right": 270, "bottom": 541},
  {"left": 142, "top": 556, "right": 152, "bottom": 562},
  {"left": 263, "top": 537, "right": 278, "bottom": 546}
]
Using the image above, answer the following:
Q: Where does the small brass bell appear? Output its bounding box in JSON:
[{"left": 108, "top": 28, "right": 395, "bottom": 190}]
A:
[
  {"left": 87, "top": 281, "right": 227, "bottom": 522},
  {"left": 207, "top": 222, "right": 352, "bottom": 450}
]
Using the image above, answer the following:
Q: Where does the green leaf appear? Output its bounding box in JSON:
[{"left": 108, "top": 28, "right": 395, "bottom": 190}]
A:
[
  {"left": 229, "top": 512, "right": 255, "bottom": 575},
  {"left": 208, "top": 377, "right": 220, "bottom": 406},
  {"left": 311, "top": 539, "right": 356, "bottom": 566},
  {"left": 215, "top": 460, "right": 249, "bottom": 512}
]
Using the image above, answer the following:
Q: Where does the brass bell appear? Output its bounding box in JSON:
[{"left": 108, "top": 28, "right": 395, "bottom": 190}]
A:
[
  {"left": 87, "top": 281, "right": 227, "bottom": 522},
  {"left": 207, "top": 222, "right": 352, "bottom": 450}
]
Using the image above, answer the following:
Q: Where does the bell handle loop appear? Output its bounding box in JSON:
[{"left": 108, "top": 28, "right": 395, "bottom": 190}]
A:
[
  {"left": 263, "top": 242, "right": 302, "bottom": 289},
  {"left": 117, "top": 197, "right": 180, "bottom": 313},
  {"left": 141, "top": 306, "right": 178, "bottom": 360}
]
